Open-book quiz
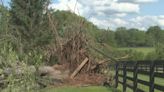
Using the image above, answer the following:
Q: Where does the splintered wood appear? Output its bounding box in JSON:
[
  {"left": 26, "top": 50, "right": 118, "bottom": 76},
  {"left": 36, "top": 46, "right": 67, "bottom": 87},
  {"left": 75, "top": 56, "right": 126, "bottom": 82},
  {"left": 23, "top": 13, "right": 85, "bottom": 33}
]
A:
[{"left": 70, "top": 58, "right": 89, "bottom": 79}]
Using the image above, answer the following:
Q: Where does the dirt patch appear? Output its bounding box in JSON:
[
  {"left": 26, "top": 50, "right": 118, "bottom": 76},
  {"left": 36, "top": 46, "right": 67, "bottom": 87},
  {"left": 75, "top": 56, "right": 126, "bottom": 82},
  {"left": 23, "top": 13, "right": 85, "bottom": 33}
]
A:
[{"left": 66, "top": 73, "right": 106, "bottom": 86}]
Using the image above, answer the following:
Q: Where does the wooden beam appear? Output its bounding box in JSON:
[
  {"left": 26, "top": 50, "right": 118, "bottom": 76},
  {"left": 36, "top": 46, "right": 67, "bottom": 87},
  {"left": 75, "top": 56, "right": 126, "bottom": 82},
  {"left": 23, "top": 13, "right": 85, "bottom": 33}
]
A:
[{"left": 70, "top": 58, "right": 89, "bottom": 79}]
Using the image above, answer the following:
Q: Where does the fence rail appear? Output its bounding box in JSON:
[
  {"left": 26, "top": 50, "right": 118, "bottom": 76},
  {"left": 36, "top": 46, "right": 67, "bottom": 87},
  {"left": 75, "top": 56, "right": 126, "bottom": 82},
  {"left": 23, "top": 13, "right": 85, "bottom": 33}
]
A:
[{"left": 111, "top": 60, "right": 164, "bottom": 92}]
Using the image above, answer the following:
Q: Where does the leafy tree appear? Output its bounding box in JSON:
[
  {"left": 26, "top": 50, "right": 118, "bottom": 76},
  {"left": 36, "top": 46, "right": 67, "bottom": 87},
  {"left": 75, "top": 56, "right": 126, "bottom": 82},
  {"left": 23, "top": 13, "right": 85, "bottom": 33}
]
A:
[
  {"left": 145, "top": 34, "right": 155, "bottom": 47},
  {"left": 97, "top": 29, "right": 116, "bottom": 46},
  {"left": 155, "top": 43, "right": 164, "bottom": 60},
  {"left": 127, "top": 28, "right": 146, "bottom": 47},
  {"left": 114, "top": 26, "right": 164, "bottom": 47},
  {"left": 0, "top": 5, "right": 14, "bottom": 48},
  {"left": 146, "top": 43, "right": 164, "bottom": 60},
  {"left": 10, "top": 0, "right": 52, "bottom": 53},
  {"left": 115, "top": 27, "right": 129, "bottom": 47},
  {"left": 146, "top": 26, "right": 162, "bottom": 45},
  {"left": 0, "top": 5, "right": 9, "bottom": 34}
]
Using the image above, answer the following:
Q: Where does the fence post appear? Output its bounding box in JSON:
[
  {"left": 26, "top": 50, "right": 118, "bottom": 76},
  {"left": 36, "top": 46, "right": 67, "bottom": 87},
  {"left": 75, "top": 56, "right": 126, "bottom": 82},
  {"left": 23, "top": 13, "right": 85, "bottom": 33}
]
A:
[
  {"left": 163, "top": 64, "right": 164, "bottom": 73},
  {"left": 146, "top": 65, "right": 148, "bottom": 72},
  {"left": 133, "top": 62, "right": 138, "bottom": 92},
  {"left": 115, "top": 63, "right": 119, "bottom": 88},
  {"left": 149, "top": 61, "right": 155, "bottom": 92},
  {"left": 156, "top": 65, "right": 158, "bottom": 72},
  {"left": 123, "top": 62, "right": 127, "bottom": 92}
]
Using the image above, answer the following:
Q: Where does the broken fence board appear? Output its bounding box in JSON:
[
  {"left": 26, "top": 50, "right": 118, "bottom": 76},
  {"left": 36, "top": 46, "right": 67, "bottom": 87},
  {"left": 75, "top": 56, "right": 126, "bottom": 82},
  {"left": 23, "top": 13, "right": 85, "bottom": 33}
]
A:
[{"left": 70, "top": 58, "right": 89, "bottom": 79}]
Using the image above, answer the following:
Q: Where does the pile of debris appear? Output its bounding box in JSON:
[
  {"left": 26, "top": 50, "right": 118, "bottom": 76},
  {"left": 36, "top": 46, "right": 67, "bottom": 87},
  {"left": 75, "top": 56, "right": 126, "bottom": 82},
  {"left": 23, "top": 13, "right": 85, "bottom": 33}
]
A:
[
  {"left": 38, "top": 13, "right": 111, "bottom": 87},
  {"left": 0, "top": 33, "right": 110, "bottom": 89},
  {"left": 40, "top": 31, "right": 110, "bottom": 87},
  {"left": 38, "top": 58, "right": 108, "bottom": 87}
]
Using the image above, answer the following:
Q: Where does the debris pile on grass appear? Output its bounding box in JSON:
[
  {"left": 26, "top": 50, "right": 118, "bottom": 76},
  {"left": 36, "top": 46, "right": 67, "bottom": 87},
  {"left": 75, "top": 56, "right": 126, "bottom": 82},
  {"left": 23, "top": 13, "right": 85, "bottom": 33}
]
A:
[
  {"left": 40, "top": 31, "right": 110, "bottom": 87},
  {"left": 38, "top": 13, "right": 111, "bottom": 87}
]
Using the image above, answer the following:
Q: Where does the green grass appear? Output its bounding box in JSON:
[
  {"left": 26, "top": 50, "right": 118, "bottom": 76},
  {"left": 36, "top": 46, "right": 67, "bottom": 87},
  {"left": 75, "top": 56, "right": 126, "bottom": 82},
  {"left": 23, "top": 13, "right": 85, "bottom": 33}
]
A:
[
  {"left": 117, "top": 47, "right": 155, "bottom": 55},
  {"left": 42, "top": 86, "right": 120, "bottom": 92},
  {"left": 1, "top": 86, "right": 120, "bottom": 92}
]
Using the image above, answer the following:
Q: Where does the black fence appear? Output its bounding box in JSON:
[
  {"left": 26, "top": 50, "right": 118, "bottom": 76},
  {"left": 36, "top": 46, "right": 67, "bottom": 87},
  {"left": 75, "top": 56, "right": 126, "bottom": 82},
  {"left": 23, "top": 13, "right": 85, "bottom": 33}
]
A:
[{"left": 111, "top": 60, "right": 164, "bottom": 92}]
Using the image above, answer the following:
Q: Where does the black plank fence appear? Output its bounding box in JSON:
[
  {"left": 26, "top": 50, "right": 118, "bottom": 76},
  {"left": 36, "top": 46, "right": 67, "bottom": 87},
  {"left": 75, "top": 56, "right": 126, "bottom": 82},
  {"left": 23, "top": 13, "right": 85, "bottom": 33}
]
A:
[{"left": 111, "top": 60, "right": 164, "bottom": 92}]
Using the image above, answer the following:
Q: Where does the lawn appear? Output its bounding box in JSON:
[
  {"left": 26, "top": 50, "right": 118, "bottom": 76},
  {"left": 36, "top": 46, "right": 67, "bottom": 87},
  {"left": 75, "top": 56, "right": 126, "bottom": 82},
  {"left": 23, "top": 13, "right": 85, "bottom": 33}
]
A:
[
  {"left": 117, "top": 47, "right": 155, "bottom": 55},
  {"left": 42, "top": 86, "right": 120, "bottom": 92}
]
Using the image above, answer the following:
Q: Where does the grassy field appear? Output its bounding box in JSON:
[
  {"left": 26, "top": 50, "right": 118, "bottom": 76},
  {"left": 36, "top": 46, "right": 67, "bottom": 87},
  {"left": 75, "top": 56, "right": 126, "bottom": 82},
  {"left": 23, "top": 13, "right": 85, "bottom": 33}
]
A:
[
  {"left": 117, "top": 47, "right": 155, "bottom": 55},
  {"left": 42, "top": 86, "right": 120, "bottom": 92}
]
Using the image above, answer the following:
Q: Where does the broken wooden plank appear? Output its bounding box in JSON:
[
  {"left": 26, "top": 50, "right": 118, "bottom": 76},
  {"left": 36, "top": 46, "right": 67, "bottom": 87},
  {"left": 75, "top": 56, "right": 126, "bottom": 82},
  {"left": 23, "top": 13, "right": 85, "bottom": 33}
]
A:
[
  {"left": 70, "top": 57, "right": 89, "bottom": 79},
  {"left": 90, "top": 60, "right": 109, "bottom": 70}
]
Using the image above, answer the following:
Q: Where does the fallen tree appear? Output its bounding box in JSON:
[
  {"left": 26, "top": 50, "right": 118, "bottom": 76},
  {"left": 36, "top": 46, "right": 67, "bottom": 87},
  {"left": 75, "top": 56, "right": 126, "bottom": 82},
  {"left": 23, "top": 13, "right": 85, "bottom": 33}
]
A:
[{"left": 36, "top": 11, "right": 114, "bottom": 87}]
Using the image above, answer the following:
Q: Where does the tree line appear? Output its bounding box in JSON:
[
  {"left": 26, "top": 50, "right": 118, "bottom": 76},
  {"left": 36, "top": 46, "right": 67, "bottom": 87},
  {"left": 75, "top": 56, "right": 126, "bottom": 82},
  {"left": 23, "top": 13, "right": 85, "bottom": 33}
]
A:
[
  {"left": 97, "top": 26, "right": 164, "bottom": 47},
  {"left": 50, "top": 11, "right": 164, "bottom": 48}
]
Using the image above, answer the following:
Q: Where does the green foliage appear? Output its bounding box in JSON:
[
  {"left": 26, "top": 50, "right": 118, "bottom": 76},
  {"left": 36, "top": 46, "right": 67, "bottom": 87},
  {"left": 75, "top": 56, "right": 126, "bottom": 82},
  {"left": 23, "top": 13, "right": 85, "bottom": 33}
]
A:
[
  {"left": 128, "top": 28, "right": 146, "bottom": 47},
  {"left": 145, "top": 51, "right": 157, "bottom": 60},
  {"left": 0, "top": 5, "right": 9, "bottom": 33},
  {"left": 126, "top": 50, "right": 144, "bottom": 61},
  {"left": 113, "top": 49, "right": 145, "bottom": 61},
  {"left": 0, "top": 6, "right": 13, "bottom": 43},
  {"left": 52, "top": 10, "right": 102, "bottom": 43},
  {"left": 115, "top": 27, "right": 129, "bottom": 47},
  {"left": 114, "top": 26, "right": 164, "bottom": 47},
  {"left": 10, "top": 0, "right": 52, "bottom": 53},
  {"left": 0, "top": 44, "right": 18, "bottom": 68},
  {"left": 155, "top": 44, "right": 164, "bottom": 60},
  {"left": 147, "top": 26, "right": 161, "bottom": 42},
  {"left": 146, "top": 26, "right": 164, "bottom": 45},
  {"left": 115, "top": 27, "right": 146, "bottom": 47},
  {"left": 0, "top": 44, "right": 40, "bottom": 92},
  {"left": 52, "top": 11, "right": 85, "bottom": 36},
  {"left": 2, "top": 68, "right": 38, "bottom": 92},
  {"left": 146, "top": 44, "right": 164, "bottom": 60},
  {"left": 96, "top": 29, "right": 116, "bottom": 46},
  {"left": 117, "top": 47, "right": 155, "bottom": 56},
  {"left": 0, "top": 5, "right": 44, "bottom": 89}
]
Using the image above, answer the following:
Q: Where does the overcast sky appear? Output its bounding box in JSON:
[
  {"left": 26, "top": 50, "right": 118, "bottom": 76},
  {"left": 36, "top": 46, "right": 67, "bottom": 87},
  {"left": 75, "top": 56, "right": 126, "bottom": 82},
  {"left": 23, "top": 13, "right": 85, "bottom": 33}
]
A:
[{"left": 3, "top": 0, "right": 164, "bottom": 30}]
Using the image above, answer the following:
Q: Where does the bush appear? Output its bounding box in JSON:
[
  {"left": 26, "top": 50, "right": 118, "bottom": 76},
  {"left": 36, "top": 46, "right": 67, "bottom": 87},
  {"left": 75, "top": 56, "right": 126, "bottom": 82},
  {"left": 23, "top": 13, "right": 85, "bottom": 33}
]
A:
[
  {"left": 113, "top": 49, "right": 144, "bottom": 61},
  {"left": 146, "top": 44, "right": 164, "bottom": 60},
  {"left": 0, "top": 44, "right": 43, "bottom": 92}
]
